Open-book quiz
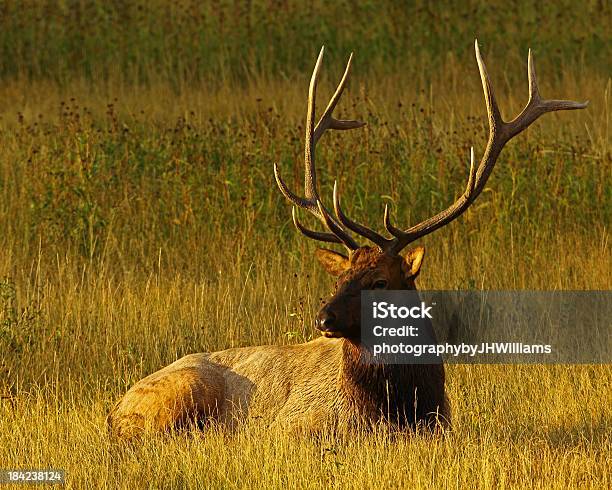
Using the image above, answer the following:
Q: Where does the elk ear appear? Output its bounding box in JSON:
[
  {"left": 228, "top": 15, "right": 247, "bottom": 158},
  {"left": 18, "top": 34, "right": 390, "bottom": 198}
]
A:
[
  {"left": 315, "top": 248, "right": 350, "bottom": 276},
  {"left": 401, "top": 246, "right": 425, "bottom": 280}
]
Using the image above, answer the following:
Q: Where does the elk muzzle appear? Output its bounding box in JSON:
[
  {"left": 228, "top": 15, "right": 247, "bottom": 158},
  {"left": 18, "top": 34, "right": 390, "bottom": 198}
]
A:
[
  {"left": 315, "top": 288, "right": 361, "bottom": 339},
  {"left": 316, "top": 306, "right": 339, "bottom": 336}
]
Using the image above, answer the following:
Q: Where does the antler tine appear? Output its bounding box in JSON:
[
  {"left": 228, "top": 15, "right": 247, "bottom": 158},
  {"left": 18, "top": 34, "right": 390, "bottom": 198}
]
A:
[
  {"left": 291, "top": 207, "right": 342, "bottom": 245},
  {"left": 313, "top": 52, "right": 366, "bottom": 144},
  {"left": 383, "top": 147, "right": 477, "bottom": 247},
  {"left": 385, "top": 40, "right": 588, "bottom": 255},
  {"left": 274, "top": 163, "right": 355, "bottom": 248},
  {"left": 333, "top": 181, "right": 391, "bottom": 249},
  {"left": 274, "top": 46, "right": 366, "bottom": 251},
  {"left": 303, "top": 46, "right": 325, "bottom": 204},
  {"left": 504, "top": 47, "right": 589, "bottom": 139}
]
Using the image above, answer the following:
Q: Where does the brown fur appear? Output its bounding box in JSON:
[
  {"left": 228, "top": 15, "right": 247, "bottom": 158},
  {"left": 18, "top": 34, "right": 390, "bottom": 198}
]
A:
[{"left": 108, "top": 246, "right": 449, "bottom": 440}]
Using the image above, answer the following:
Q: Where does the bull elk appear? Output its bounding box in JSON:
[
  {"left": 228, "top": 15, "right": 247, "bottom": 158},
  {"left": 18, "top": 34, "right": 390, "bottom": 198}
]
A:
[{"left": 108, "top": 41, "right": 586, "bottom": 440}]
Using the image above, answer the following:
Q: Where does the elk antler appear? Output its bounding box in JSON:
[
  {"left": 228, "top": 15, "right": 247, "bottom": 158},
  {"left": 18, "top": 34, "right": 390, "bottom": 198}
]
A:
[
  {"left": 275, "top": 42, "right": 587, "bottom": 255},
  {"left": 381, "top": 40, "right": 588, "bottom": 255},
  {"left": 274, "top": 46, "right": 383, "bottom": 251}
]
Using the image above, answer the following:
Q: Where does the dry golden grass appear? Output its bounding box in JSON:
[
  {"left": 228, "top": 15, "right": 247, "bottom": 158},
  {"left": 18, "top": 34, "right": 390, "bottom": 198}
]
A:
[{"left": 1, "top": 363, "right": 609, "bottom": 489}]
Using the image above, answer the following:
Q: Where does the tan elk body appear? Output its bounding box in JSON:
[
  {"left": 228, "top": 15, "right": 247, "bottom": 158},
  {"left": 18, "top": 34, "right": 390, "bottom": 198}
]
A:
[{"left": 108, "top": 42, "right": 586, "bottom": 440}]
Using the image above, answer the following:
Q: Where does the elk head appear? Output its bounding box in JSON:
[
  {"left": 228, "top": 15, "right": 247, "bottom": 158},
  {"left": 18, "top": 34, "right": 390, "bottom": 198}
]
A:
[{"left": 274, "top": 42, "right": 587, "bottom": 340}]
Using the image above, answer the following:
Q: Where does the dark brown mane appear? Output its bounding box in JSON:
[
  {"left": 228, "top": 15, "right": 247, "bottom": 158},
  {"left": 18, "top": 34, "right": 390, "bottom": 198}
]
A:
[{"left": 340, "top": 339, "right": 449, "bottom": 429}]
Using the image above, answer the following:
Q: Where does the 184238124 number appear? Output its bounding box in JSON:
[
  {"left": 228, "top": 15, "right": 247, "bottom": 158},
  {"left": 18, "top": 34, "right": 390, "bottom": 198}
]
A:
[{"left": 1, "top": 469, "right": 65, "bottom": 485}]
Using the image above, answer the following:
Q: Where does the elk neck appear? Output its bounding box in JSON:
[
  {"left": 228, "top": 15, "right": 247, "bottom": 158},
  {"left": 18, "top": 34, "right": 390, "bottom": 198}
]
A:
[{"left": 339, "top": 338, "right": 446, "bottom": 428}]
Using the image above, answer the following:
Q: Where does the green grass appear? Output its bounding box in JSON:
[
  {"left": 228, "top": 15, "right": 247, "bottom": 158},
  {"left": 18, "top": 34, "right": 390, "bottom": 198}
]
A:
[
  {"left": 0, "top": 1, "right": 609, "bottom": 86},
  {"left": 0, "top": 1, "right": 610, "bottom": 488}
]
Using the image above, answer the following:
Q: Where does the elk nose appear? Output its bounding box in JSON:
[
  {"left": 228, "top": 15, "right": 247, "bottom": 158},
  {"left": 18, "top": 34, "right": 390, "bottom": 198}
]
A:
[{"left": 316, "top": 309, "right": 337, "bottom": 331}]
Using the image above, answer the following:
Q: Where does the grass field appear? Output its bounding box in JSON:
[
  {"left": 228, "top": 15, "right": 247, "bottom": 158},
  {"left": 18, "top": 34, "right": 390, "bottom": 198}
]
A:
[{"left": 0, "top": 1, "right": 610, "bottom": 488}]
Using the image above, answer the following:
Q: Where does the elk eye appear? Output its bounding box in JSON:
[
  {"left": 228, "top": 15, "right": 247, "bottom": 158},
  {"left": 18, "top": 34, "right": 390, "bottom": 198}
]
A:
[{"left": 372, "top": 280, "right": 388, "bottom": 289}]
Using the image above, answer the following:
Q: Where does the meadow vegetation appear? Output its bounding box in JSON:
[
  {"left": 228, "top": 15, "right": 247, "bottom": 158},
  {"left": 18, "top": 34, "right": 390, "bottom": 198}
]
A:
[{"left": 0, "top": 1, "right": 610, "bottom": 488}]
